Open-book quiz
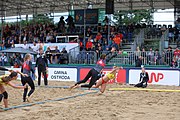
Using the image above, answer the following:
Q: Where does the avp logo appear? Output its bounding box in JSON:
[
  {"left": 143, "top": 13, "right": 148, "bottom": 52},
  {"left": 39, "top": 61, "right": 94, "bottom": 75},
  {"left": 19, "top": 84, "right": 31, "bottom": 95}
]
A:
[{"left": 148, "top": 72, "right": 164, "bottom": 83}]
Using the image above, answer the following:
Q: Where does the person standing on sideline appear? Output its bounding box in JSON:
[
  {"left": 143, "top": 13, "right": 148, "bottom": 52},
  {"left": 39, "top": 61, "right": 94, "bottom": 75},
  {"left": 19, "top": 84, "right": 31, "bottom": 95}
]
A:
[{"left": 35, "top": 49, "right": 48, "bottom": 86}]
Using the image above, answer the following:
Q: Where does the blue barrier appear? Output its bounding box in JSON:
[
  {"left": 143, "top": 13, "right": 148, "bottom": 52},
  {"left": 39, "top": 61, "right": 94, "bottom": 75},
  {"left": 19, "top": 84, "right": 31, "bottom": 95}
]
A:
[
  {"left": 45, "top": 85, "right": 99, "bottom": 90},
  {"left": 3, "top": 90, "right": 98, "bottom": 111}
]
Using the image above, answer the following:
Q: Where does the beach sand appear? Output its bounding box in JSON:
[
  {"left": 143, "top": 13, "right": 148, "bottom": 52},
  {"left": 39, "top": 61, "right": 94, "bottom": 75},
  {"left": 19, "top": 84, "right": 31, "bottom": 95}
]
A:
[{"left": 0, "top": 81, "right": 180, "bottom": 120}]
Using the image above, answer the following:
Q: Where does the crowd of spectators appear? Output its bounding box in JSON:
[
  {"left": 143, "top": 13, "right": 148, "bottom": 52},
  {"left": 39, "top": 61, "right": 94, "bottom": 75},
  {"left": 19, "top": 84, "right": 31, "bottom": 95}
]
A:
[
  {"left": 0, "top": 16, "right": 180, "bottom": 67},
  {"left": 134, "top": 46, "right": 180, "bottom": 68}
]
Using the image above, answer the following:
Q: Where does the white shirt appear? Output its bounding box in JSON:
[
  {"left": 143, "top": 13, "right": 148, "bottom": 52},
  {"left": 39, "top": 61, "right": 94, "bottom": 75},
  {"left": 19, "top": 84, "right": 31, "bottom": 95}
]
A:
[
  {"left": 0, "top": 55, "right": 8, "bottom": 62},
  {"left": 31, "top": 45, "right": 39, "bottom": 52},
  {"left": 22, "top": 44, "right": 29, "bottom": 49}
]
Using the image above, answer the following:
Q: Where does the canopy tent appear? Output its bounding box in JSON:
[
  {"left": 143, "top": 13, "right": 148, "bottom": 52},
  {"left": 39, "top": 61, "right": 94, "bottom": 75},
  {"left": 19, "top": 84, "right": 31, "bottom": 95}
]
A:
[
  {"left": 0, "top": 47, "right": 37, "bottom": 55},
  {"left": 0, "top": 0, "right": 178, "bottom": 17}
]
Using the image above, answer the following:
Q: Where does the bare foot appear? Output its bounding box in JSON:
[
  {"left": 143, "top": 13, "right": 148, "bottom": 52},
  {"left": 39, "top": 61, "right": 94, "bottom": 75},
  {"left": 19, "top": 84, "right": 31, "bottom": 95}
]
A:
[
  {"left": 69, "top": 85, "right": 76, "bottom": 90},
  {"left": 0, "top": 107, "right": 4, "bottom": 112},
  {"left": 69, "top": 84, "right": 80, "bottom": 90},
  {"left": 26, "top": 97, "right": 31, "bottom": 102}
]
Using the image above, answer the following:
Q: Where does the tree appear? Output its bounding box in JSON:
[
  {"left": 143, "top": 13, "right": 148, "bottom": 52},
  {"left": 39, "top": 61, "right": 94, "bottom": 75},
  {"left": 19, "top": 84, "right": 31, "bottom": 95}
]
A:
[{"left": 114, "top": 9, "right": 155, "bottom": 25}]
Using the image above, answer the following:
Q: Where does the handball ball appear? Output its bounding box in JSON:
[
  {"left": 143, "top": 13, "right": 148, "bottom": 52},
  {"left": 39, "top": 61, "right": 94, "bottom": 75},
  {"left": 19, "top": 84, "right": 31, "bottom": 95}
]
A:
[{"left": 122, "top": 51, "right": 128, "bottom": 56}]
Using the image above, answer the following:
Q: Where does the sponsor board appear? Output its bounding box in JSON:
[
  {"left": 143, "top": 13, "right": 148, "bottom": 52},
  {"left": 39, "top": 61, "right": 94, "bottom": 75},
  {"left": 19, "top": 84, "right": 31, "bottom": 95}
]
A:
[
  {"left": 79, "top": 68, "right": 126, "bottom": 84},
  {"left": 35, "top": 68, "right": 77, "bottom": 82},
  {"left": 15, "top": 43, "right": 79, "bottom": 52},
  {"left": 5, "top": 67, "right": 77, "bottom": 82},
  {"left": 129, "top": 69, "right": 179, "bottom": 86}
]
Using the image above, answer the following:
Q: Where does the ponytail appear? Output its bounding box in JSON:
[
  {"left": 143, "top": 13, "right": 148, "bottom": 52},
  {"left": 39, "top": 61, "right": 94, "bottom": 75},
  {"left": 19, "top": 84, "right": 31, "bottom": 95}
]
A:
[{"left": 2, "top": 76, "right": 11, "bottom": 83}]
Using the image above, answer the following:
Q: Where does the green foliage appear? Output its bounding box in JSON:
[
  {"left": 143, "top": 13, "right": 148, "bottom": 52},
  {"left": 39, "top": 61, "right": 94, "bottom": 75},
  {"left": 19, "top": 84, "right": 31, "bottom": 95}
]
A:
[
  {"left": 31, "top": 14, "right": 53, "bottom": 24},
  {"left": 114, "top": 9, "right": 155, "bottom": 25},
  {"left": 0, "top": 14, "right": 53, "bottom": 28}
]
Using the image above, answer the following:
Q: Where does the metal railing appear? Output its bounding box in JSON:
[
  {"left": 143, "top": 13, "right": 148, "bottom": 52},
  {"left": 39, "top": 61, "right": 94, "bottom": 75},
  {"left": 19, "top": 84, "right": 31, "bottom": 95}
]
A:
[
  {"left": 159, "top": 29, "right": 169, "bottom": 52},
  {"left": 69, "top": 51, "right": 97, "bottom": 64},
  {"left": 108, "top": 50, "right": 175, "bottom": 66},
  {"left": 132, "top": 29, "right": 145, "bottom": 51},
  {"left": 68, "top": 50, "right": 177, "bottom": 67}
]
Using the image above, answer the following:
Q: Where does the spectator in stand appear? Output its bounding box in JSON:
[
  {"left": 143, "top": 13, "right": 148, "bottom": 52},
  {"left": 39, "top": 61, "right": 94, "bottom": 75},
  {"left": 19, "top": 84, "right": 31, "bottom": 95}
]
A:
[
  {"left": 28, "top": 32, "right": 34, "bottom": 43},
  {"left": 96, "top": 45, "right": 103, "bottom": 59},
  {"left": 168, "top": 26, "right": 174, "bottom": 43},
  {"left": 94, "top": 43, "right": 102, "bottom": 51},
  {"left": 174, "top": 27, "right": 179, "bottom": 42},
  {"left": 95, "top": 32, "right": 102, "bottom": 42},
  {"left": 93, "top": 38, "right": 99, "bottom": 49},
  {"left": 135, "top": 56, "right": 142, "bottom": 67},
  {"left": 103, "top": 41, "right": 109, "bottom": 51},
  {"left": 170, "top": 57, "right": 178, "bottom": 68},
  {"left": 79, "top": 41, "right": 84, "bottom": 51},
  {"left": 108, "top": 36, "right": 113, "bottom": 46},
  {"left": 135, "top": 46, "right": 141, "bottom": 59},
  {"left": 147, "top": 48, "right": 154, "bottom": 65},
  {"left": 59, "top": 48, "right": 68, "bottom": 64},
  {"left": 11, "top": 38, "right": 15, "bottom": 48},
  {"left": 23, "top": 33, "right": 29, "bottom": 42},
  {"left": 0, "top": 38, "right": 6, "bottom": 50},
  {"left": 30, "top": 41, "right": 39, "bottom": 53},
  {"left": 4, "top": 39, "right": 12, "bottom": 49},
  {"left": 46, "top": 33, "right": 52, "bottom": 43},
  {"left": 0, "top": 53, "right": 8, "bottom": 66},
  {"left": 51, "top": 32, "right": 57, "bottom": 43},
  {"left": 113, "top": 33, "right": 123, "bottom": 50},
  {"left": 109, "top": 40, "right": 118, "bottom": 50},
  {"left": 127, "top": 24, "right": 134, "bottom": 42},
  {"left": 141, "top": 48, "right": 147, "bottom": 65},
  {"left": 9, "top": 54, "right": 21, "bottom": 67},
  {"left": 45, "top": 47, "right": 51, "bottom": 64},
  {"left": 37, "top": 40, "right": 43, "bottom": 50},
  {"left": 86, "top": 36, "right": 93, "bottom": 51},
  {"left": 165, "top": 46, "right": 173, "bottom": 65},
  {"left": 58, "top": 16, "right": 65, "bottom": 33},
  {"left": 14, "top": 36, "right": 19, "bottom": 44},
  {"left": 39, "top": 34, "right": 44, "bottom": 43},
  {"left": 22, "top": 41, "right": 29, "bottom": 49},
  {"left": 103, "top": 16, "right": 109, "bottom": 25},
  {"left": 51, "top": 46, "right": 60, "bottom": 64},
  {"left": 173, "top": 47, "right": 180, "bottom": 59},
  {"left": 66, "top": 15, "right": 75, "bottom": 33},
  {"left": 154, "top": 49, "right": 161, "bottom": 65},
  {"left": 13, "top": 61, "right": 20, "bottom": 68},
  {"left": 86, "top": 28, "right": 92, "bottom": 39}
]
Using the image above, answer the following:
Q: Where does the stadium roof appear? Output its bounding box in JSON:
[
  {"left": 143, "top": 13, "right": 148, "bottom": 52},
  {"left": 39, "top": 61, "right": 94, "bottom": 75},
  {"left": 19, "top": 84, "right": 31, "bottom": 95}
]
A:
[{"left": 0, "top": 0, "right": 179, "bottom": 17}]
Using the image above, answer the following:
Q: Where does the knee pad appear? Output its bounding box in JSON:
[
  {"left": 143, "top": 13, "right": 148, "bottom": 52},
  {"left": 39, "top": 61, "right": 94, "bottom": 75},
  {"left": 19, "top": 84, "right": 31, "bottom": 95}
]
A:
[
  {"left": 0, "top": 94, "right": 3, "bottom": 102},
  {"left": 2, "top": 91, "right": 8, "bottom": 99}
]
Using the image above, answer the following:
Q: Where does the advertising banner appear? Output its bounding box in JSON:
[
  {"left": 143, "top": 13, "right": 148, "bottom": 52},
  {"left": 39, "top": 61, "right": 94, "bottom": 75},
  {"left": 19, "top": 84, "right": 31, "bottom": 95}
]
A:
[
  {"left": 129, "top": 69, "right": 179, "bottom": 86},
  {"left": 79, "top": 68, "right": 126, "bottom": 84},
  {"left": 75, "top": 9, "right": 98, "bottom": 24},
  {"left": 5, "top": 67, "right": 77, "bottom": 82},
  {"left": 15, "top": 43, "right": 79, "bottom": 53},
  {"left": 35, "top": 68, "right": 77, "bottom": 82}
]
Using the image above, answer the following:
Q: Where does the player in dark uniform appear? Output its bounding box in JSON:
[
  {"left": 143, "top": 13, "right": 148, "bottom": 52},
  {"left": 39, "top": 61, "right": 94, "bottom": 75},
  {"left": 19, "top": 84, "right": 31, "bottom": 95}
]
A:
[{"left": 21, "top": 54, "right": 35, "bottom": 102}]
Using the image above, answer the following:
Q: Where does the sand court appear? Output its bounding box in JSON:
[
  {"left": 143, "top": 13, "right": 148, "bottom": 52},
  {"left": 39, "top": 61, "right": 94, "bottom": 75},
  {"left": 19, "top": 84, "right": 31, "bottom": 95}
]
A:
[{"left": 0, "top": 81, "right": 180, "bottom": 120}]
